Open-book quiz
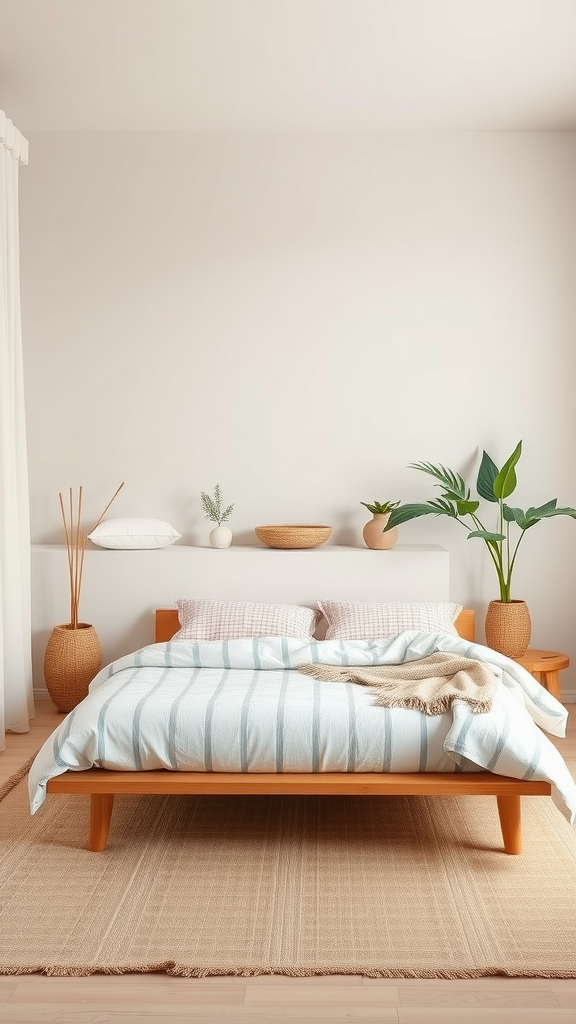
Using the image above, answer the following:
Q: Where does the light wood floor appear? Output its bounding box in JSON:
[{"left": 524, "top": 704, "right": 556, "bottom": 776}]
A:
[{"left": 1, "top": 701, "right": 575, "bottom": 1024}]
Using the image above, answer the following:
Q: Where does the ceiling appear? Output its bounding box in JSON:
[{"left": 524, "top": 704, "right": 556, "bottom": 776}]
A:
[{"left": 2, "top": 0, "right": 576, "bottom": 133}]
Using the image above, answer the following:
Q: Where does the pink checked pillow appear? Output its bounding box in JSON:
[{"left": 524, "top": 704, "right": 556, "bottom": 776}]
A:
[
  {"left": 174, "top": 599, "right": 319, "bottom": 641},
  {"left": 317, "top": 601, "right": 463, "bottom": 640}
]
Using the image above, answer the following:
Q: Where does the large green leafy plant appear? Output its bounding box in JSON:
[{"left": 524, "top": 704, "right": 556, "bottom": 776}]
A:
[{"left": 384, "top": 441, "right": 576, "bottom": 602}]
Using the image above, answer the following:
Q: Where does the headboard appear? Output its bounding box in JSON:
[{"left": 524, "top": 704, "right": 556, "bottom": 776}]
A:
[{"left": 155, "top": 608, "right": 476, "bottom": 644}]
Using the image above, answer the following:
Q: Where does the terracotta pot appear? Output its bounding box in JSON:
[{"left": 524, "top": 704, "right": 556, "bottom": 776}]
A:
[
  {"left": 43, "top": 623, "right": 102, "bottom": 713},
  {"left": 362, "top": 513, "right": 399, "bottom": 550},
  {"left": 484, "top": 600, "right": 531, "bottom": 659}
]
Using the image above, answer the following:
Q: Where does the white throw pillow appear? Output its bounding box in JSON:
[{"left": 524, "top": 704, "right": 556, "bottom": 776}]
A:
[
  {"left": 88, "top": 517, "right": 181, "bottom": 550},
  {"left": 317, "top": 601, "right": 463, "bottom": 640}
]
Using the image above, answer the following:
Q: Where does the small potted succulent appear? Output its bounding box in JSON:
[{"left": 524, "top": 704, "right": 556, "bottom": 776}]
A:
[
  {"left": 360, "top": 499, "right": 401, "bottom": 550},
  {"left": 200, "top": 484, "right": 234, "bottom": 548}
]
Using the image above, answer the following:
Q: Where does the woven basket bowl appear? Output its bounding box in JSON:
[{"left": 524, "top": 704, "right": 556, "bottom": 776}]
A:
[{"left": 254, "top": 525, "right": 332, "bottom": 549}]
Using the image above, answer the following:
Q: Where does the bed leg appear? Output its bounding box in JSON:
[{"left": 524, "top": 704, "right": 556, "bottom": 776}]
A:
[
  {"left": 89, "top": 794, "right": 115, "bottom": 852},
  {"left": 496, "top": 794, "right": 522, "bottom": 854}
]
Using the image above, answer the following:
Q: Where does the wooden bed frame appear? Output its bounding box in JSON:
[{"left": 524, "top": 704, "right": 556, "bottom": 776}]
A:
[{"left": 46, "top": 608, "right": 551, "bottom": 854}]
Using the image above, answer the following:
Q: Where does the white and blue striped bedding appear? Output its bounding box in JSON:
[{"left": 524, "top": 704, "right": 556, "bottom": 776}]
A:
[{"left": 28, "top": 632, "right": 576, "bottom": 823}]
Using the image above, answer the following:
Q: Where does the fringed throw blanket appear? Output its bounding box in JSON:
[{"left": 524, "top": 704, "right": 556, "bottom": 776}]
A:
[{"left": 298, "top": 652, "right": 497, "bottom": 715}]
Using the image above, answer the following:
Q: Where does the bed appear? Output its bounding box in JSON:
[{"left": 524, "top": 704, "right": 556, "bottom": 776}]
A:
[{"left": 31, "top": 605, "right": 576, "bottom": 855}]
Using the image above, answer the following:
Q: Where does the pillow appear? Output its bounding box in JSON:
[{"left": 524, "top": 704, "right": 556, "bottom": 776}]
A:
[
  {"left": 88, "top": 517, "right": 181, "bottom": 550},
  {"left": 173, "top": 599, "right": 319, "bottom": 641},
  {"left": 317, "top": 600, "right": 463, "bottom": 640}
]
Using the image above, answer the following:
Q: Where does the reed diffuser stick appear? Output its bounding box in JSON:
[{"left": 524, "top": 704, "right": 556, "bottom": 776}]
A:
[
  {"left": 76, "top": 481, "right": 125, "bottom": 626},
  {"left": 58, "top": 482, "right": 125, "bottom": 629},
  {"left": 59, "top": 491, "right": 75, "bottom": 626}
]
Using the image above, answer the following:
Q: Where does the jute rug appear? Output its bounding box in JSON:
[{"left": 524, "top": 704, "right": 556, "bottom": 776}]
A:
[{"left": 1, "top": 761, "right": 575, "bottom": 978}]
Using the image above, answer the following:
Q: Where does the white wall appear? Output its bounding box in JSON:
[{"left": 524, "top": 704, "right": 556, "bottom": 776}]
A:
[{"left": 19, "top": 132, "right": 576, "bottom": 694}]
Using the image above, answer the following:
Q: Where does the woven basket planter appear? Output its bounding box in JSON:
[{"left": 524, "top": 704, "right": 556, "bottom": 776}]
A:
[
  {"left": 44, "top": 623, "right": 102, "bottom": 713},
  {"left": 484, "top": 600, "right": 531, "bottom": 659}
]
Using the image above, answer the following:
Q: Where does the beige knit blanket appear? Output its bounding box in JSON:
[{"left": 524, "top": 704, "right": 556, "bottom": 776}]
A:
[{"left": 298, "top": 652, "right": 496, "bottom": 715}]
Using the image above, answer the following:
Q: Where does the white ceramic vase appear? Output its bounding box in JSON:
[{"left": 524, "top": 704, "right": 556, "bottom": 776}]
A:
[{"left": 209, "top": 526, "right": 232, "bottom": 548}]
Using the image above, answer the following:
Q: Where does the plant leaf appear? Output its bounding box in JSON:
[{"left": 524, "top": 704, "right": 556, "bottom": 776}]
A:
[
  {"left": 536, "top": 506, "right": 576, "bottom": 519},
  {"left": 384, "top": 503, "right": 444, "bottom": 530},
  {"left": 502, "top": 504, "right": 519, "bottom": 522},
  {"left": 525, "top": 499, "right": 558, "bottom": 518},
  {"left": 493, "top": 441, "right": 522, "bottom": 500},
  {"left": 428, "top": 497, "right": 460, "bottom": 517},
  {"left": 456, "top": 499, "right": 480, "bottom": 516},
  {"left": 509, "top": 501, "right": 576, "bottom": 529},
  {"left": 476, "top": 450, "right": 500, "bottom": 503},
  {"left": 409, "top": 462, "right": 469, "bottom": 500},
  {"left": 361, "top": 500, "right": 400, "bottom": 514},
  {"left": 441, "top": 488, "right": 472, "bottom": 504},
  {"left": 467, "top": 530, "right": 506, "bottom": 541},
  {"left": 503, "top": 506, "right": 538, "bottom": 530}
]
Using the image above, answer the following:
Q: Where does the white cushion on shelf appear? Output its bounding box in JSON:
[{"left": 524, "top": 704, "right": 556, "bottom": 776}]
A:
[{"left": 88, "top": 517, "right": 181, "bottom": 550}]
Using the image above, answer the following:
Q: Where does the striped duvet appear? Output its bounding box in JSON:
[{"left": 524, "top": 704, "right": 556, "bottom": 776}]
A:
[{"left": 29, "top": 631, "right": 576, "bottom": 823}]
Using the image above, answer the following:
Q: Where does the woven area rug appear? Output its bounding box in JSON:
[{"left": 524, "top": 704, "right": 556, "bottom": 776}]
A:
[{"left": 1, "top": 763, "right": 575, "bottom": 978}]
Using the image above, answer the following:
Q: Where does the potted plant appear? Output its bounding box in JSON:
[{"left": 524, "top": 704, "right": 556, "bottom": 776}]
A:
[
  {"left": 44, "top": 482, "right": 124, "bottom": 712},
  {"left": 382, "top": 441, "right": 576, "bottom": 656},
  {"left": 360, "top": 499, "right": 401, "bottom": 550},
  {"left": 200, "top": 484, "right": 234, "bottom": 548}
]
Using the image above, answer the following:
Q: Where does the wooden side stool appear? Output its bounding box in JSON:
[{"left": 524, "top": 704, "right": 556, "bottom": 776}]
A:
[{"left": 513, "top": 649, "right": 569, "bottom": 702}]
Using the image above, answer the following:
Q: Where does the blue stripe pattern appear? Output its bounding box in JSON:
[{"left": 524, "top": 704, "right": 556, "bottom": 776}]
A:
[
  {"left": 97, "top": 669, "right": 141, "bottom": 762},
  {"left": 240, "top": 671, "right": 260, "bottom": 772},
  {"left": 275, "top": 670, "right": 290, "bottom": 772},
  {"left": 448, "top": 710, "right": 477, "bottom": 760},
  {"left": 222, "top": 640, "right": 231, "bottom": 669},
  {"left": 131, "top": 671, "right": 170, "bottom": 770},
  {"left": 166, "top": 668, "right": 202, "bottom": 769},
  {"left": 345, "top": 683, "right": 357, "bottom": 772},
  {"left": 522, "top": 727, "right": 543, "bottom": 781},
  {"left": 418, "top": 716, "right": 428, "bottom": 772},
  {"left": 380, "top": 707, "right": 392, "bottom": 772},
  {"left": 252, "top": 639, "right": 262, "bottom": 671},
  {"left": 312, "top": 679, "right": 321, "bottom": 772},
  {"left": 52, "top": 711, "right": 77, "bottom": 768},
  {"left": 486, "top": 707, "right": 511, "bottom": 772},
  {"left": 339, "top": 642, "right": 351, "bottom": 666},
  {"left": 280, "top": 637, "right": 292, "bottom": 668},
  {"left": 203, "top": 669, "right": 230, "bottom": 770}
]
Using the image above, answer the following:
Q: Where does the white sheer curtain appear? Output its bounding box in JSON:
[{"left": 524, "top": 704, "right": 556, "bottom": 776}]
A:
[{"left": 0, "top": 111, "right": 33, "bottom": 747}]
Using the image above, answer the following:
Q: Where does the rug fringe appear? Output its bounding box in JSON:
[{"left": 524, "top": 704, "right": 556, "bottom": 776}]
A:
[
  {"left": 0, "top": 753, "right": 38, "bottom": 803},
  {"left": 1, "top": 963, "right": 575, "bottom": 979}
]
